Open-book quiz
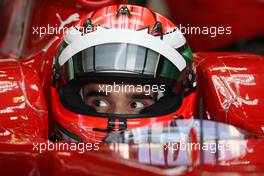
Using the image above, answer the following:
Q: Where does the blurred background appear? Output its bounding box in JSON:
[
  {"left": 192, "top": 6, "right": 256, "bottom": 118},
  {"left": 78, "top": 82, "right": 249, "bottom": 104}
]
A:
[{"left": 129, "top": 0, "right": 264, "bottom": 55}]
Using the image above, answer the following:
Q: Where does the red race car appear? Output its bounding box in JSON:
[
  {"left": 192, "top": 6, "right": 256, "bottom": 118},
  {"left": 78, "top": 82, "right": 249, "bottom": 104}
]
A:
[{"left": 0, "top": 0, "right": 264, "bottom": 175}]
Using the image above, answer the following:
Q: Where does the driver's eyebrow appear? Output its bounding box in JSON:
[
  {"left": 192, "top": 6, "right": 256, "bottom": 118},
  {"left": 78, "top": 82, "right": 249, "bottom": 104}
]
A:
[
  {"left": 85, "top": 91, "right": 109, "bottom": 98},
  {"left": 128, "top": 93, "right": 155, "bottom": 100}
]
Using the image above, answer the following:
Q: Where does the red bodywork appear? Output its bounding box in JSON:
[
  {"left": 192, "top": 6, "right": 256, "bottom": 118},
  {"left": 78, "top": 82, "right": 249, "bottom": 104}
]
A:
[{"left": 0, "top": 0, "right": 264, "bottom": 175}]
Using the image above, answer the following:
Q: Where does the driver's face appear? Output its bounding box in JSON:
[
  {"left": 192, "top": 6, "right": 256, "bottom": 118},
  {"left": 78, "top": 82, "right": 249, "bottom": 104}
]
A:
[{"left": 82, "top": 83, "right": 156, "bottom": 114}]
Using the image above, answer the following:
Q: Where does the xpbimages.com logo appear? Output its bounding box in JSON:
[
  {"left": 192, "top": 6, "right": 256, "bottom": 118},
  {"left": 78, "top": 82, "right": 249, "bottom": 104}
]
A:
[
  {"left": 97, "top": 82, "right": 166, "bottom": 96},
  {"left": 164, "top": 141, "right": 231, "bottom": 154},
  {"left": 32, "top": 23, "right": 232, "bottom": 38},
  {"left": 32, "top": 141, "right": 100, "bottom": 154}
]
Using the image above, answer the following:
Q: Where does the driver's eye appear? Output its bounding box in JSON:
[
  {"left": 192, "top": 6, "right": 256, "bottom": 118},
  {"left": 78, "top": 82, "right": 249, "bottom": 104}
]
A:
[
  {"left": 92, "top": 99, "right": 109, "bottom": 108},
  {"left": 130, "top": 101, "right": 144, "bottom": 109}
]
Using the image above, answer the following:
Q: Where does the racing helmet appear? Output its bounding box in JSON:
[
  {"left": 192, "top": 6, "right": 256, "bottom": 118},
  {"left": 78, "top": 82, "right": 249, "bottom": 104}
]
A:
[{"left": 51, "top": 4, "right": 196, "bottom": 142}]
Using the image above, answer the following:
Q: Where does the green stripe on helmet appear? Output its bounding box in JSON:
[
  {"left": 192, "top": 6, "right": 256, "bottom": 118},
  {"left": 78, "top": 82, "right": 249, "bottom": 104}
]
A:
[
  {"left": 181, "top": 47, "right": 193, "bottom": 62},
  {"left": 158, "top": 47, "right": 193, "bottom": 80},
  {"left": 57, "top": 125, "right": 83, "bottom": 142},
  {"left": 158, "top": 59, "right": 181, "bottom": 80}
]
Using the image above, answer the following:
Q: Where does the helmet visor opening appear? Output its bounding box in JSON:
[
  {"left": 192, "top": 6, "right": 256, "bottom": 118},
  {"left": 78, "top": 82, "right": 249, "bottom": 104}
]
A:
[{"left": 59, "top": 77, "right": 183, "bottom": 118}]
